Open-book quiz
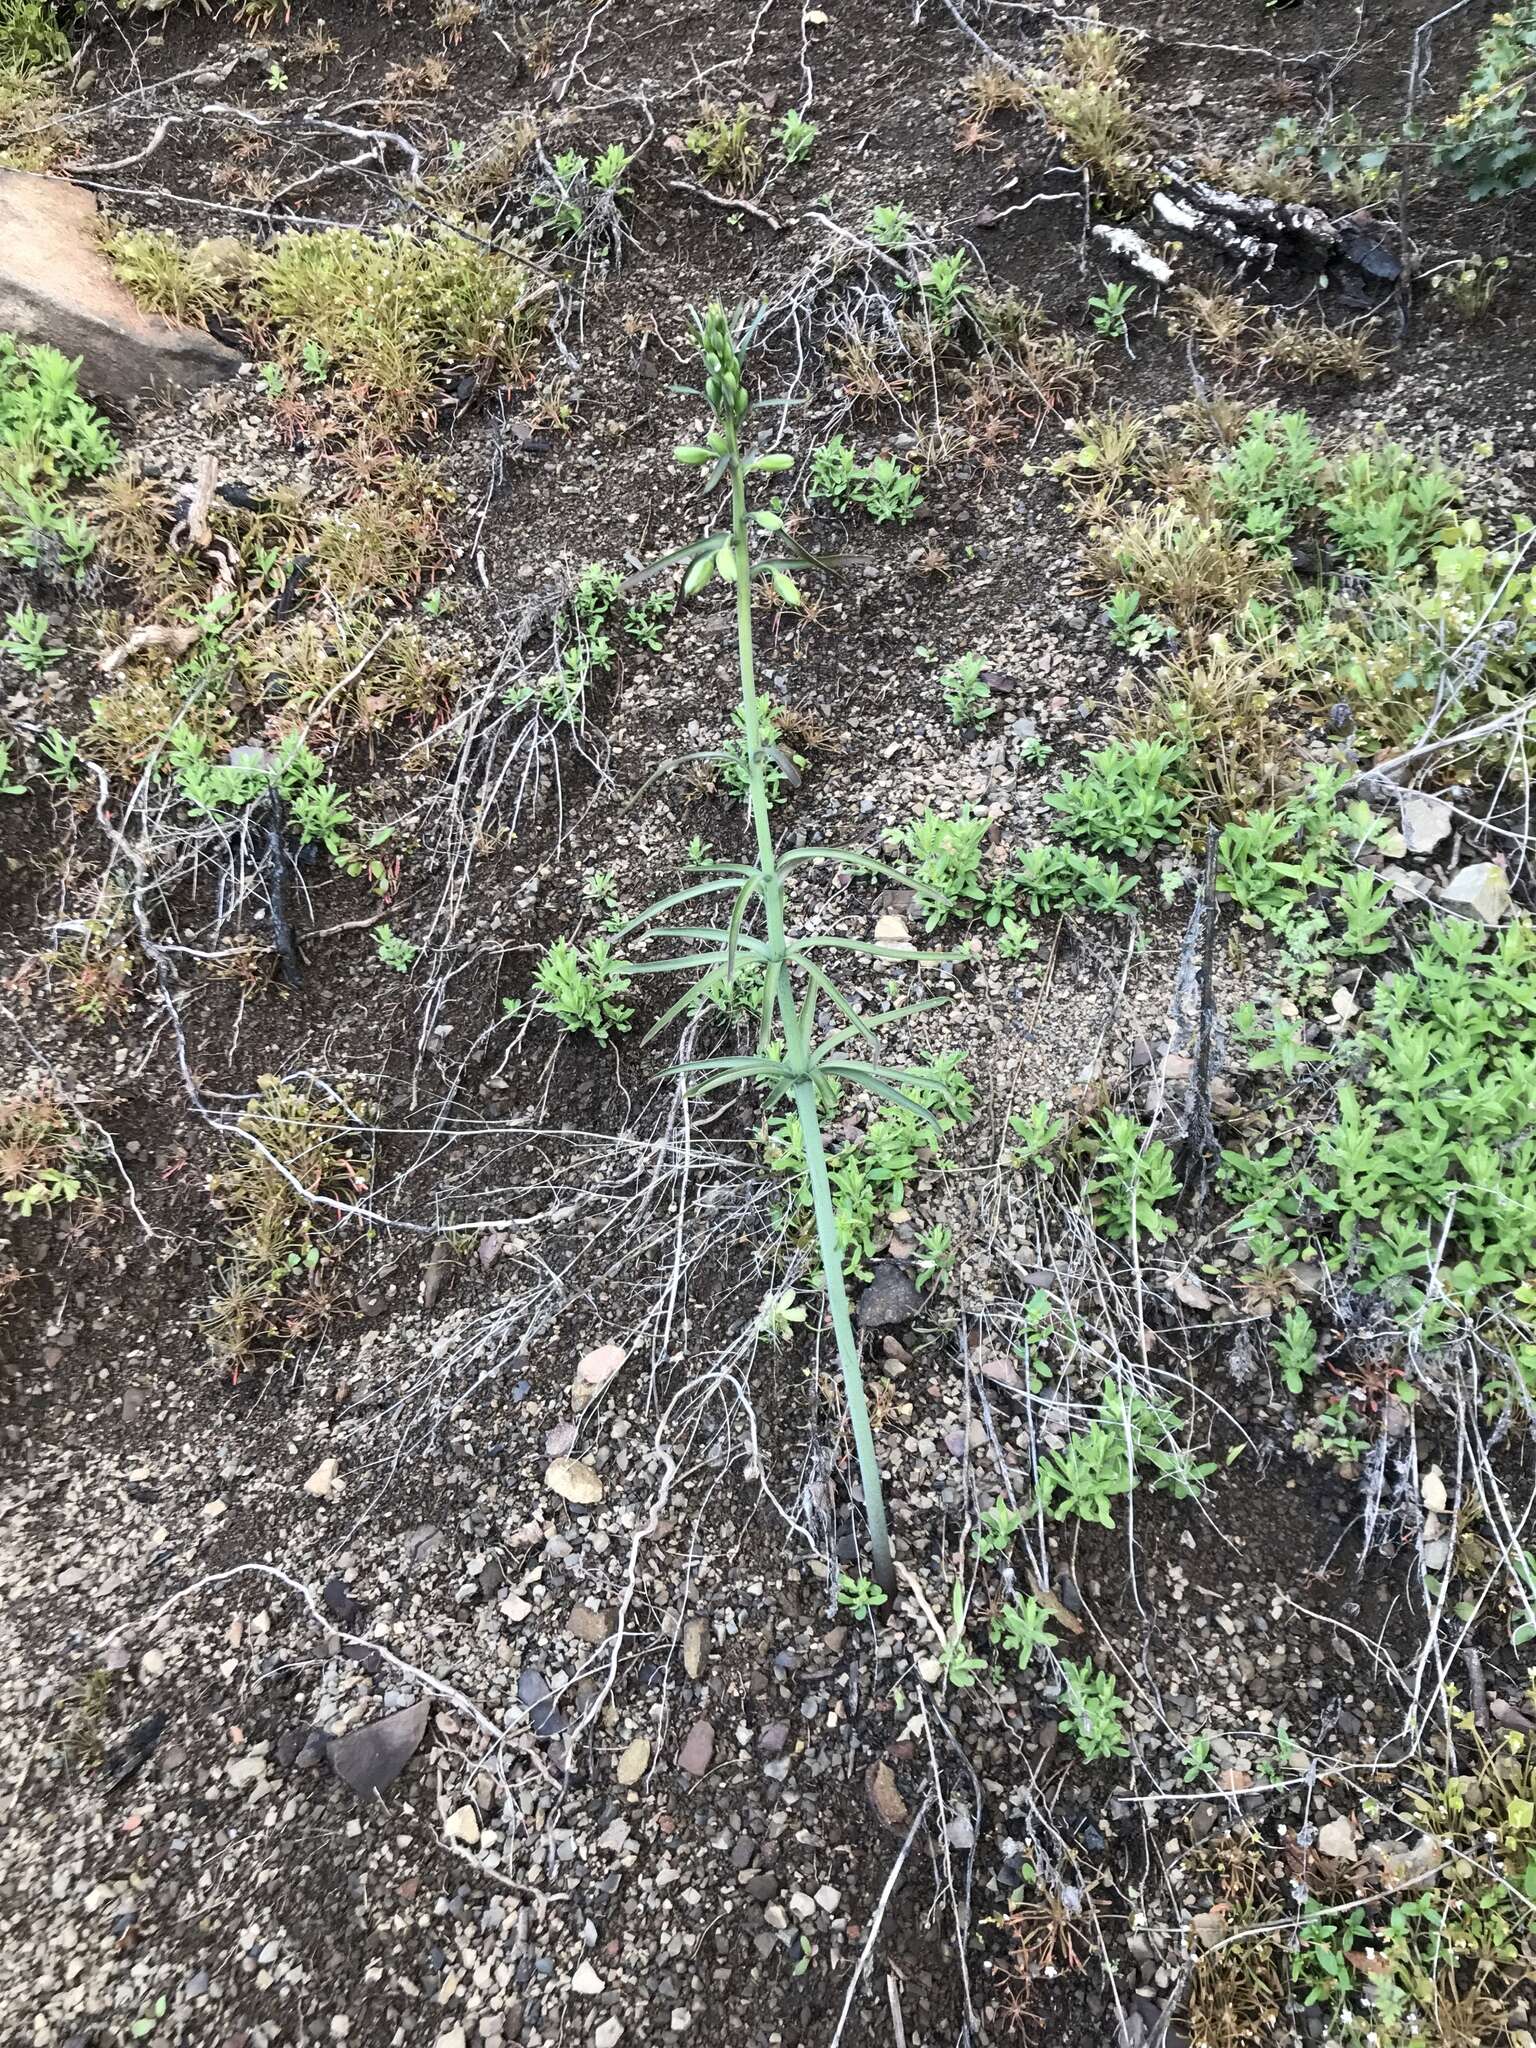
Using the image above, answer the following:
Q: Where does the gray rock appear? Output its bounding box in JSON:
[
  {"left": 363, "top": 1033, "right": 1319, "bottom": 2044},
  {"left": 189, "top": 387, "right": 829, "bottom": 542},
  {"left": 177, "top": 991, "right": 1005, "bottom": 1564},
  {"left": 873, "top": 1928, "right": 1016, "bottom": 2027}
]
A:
[
  {"left": 857, "top": 1259, "right": 923, "bottom": 1331},
  {"left": 677, "top": 1719, "right": 715, "bottom": 1777},
  {"left": 0, "top": 172, "right": 240, "bottom": 408},
  {"left": 518, "top": 1667, "right": 565, "bottom": 1739},
  {"left": 682, "top": 1617, "right": 709, "bottom": 1680},
  {"left": 1440, "top": 861, "right": 1511, "bottom": 926},
  {"left": 1400, "top": 793, "right": 1452, "bottom": 854},
  {"left": 328, "top": 1701, "right": 430, "bottom": 1799}
]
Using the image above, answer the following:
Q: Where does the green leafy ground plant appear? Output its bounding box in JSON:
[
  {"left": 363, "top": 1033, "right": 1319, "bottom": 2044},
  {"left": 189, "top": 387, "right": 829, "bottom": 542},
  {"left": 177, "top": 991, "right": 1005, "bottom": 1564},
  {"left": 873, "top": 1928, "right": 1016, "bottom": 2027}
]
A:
[
  {"left": 1436, "top": 0, "right": 1536, "bottom": 197},
  {"left": 1222, "top": 918, "right": 1536, "bottom": 1417},
  {"left": 1, "top": 337, "right": 116, "bottom": 572}
]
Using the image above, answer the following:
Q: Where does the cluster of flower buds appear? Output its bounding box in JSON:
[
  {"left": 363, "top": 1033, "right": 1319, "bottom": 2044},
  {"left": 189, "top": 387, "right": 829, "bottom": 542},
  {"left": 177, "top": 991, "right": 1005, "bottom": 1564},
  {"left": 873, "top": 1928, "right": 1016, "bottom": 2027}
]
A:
[{"left": 699, "top": 304, "right": 748, "bottom": 423}]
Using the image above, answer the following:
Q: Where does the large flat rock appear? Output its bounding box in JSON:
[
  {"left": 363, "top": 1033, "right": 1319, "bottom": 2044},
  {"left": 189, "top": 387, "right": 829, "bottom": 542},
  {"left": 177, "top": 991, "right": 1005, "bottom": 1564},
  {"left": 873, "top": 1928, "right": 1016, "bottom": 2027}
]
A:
[{"left": 0, "top": 171, "right": 240, "bottom": 407}]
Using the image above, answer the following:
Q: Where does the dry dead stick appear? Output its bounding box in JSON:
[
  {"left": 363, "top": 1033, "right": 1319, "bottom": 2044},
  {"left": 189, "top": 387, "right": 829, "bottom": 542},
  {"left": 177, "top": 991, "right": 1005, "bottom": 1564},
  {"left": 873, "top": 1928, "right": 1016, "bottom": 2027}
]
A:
[
  {"left": 667, "top": 177, "right": 784, "bottom": 232},
  {"left": 100, "top": 622, "right": 202, "bottom": 674},
  {"left": 67, "top": 115, "right": 176, "bottom": 175},
  {"left": 1463, "top": 1645, "right": 1488, "bottom": 1731},
  {"left": 1180, "top": 824, "right": 1221, "bottom": 1213},
  {"left": 1028, "top": 1574, "right": 1085, "bottom": 1637},
  {"left": 886, "top": 1971, "right": 907, "bottom": 2048}
]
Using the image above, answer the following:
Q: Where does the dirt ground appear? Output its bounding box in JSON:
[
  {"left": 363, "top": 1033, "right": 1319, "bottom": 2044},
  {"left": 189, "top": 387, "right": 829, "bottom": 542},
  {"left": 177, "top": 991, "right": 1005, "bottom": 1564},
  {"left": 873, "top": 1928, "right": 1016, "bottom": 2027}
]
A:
[{"left": 3, "top": 1, "right": 1536, "bottom": 2046}]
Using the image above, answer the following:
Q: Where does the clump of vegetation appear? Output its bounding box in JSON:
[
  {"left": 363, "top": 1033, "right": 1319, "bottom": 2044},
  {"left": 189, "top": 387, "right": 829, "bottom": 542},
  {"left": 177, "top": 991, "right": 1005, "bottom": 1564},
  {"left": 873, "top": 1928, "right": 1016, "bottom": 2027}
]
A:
[
  {"left": 1263, "top": 312, "right": 1381, "bottom": 386},
  {"left": 1186, "top": 1745, "right": 1536, "bottom": 2047},
  {"left": 530, "top": 143, "right": 630, "bottom": 254},
  {"left": 1, "top": 338, "right": 117, "bottom": 575},
  {"left": 996, "top": 842, "right": 1136, "bottom": 919},
  {"left": 1030, "top": 23, "right": 1149, "bottom": 200},
  {"left": 503, "top": 562, "right": 622, "bottom": 727},
  {"left": 84, "top": 455, "right": 450, "bottom": 779},
  {"left": 1045, "top": 736, "right": 1191, "bottom": 857},
  {"left": 900, "top": 804, "right": 993, "bottom": 927},
  {"left": 434, "top": 111, "right": 538, "bottom": 209},
  {"left": 1175, "top": 287, "right": 1381, "bottom": 388},
  {"left": 721, "top": 691, "right": 803, "bottom": 806},
  {"left": 0, "top": 0, "right": 66, "bottom": 69},
  {"left": 1429, "top": 252, "right": 1511, "bottom": 322},
  {"left": 206, "top": 1075, "right": 370, "bottom": 1362},
  {"left": 167, "top": 732, "right": 355, "bottom": 860},
  {"left": 898, "top": 761, "right": 1172, "bottom": 937},
  {"left": 1436, "top": 0, "right": 1536, "bottom": 197},
  {"left": 1075, "top": 404, "right": 1526, "bottom": 773},
  {"left": 0, "top": 1082, "right": 97, "bottom": 1219},
  {"left": 1090, "top": 500, "right": 1277, "bottom": 634},
  {"left": 1220, "top": 112, "right": 1401, "bottom": 208},
  {"left": 533, "top": 937, "right": 634, "bottom": 1042},
  {"left": 103, "top": 222, "right": 544, "bottom": 442},
  {"left": 0, "top": 0, "right": 69, "bottom": 169},
  {"left": 1224, "top": 918, "right": 1536, "bottom": 1341},
  {"left": 684, "top": 101, "right": 764, "bottom": 190},
  {"left": 1040, "top": 1378, "right": 1214, "bottom": 1523},
  {"left": 1084, "top": 1113, "right": 1180, "bottom": 1242},
  {"left": 807, "top": 434, "right": 924, "bottom": 524},
  {"left": 98, "top": 226, "right": 245, "bottom": 325},
  {"left": 1089, "top": 279, "right": 1136, "bottom": 342},
  {"left": 2, "top": 600, "right": 63, "bottom": 673}
]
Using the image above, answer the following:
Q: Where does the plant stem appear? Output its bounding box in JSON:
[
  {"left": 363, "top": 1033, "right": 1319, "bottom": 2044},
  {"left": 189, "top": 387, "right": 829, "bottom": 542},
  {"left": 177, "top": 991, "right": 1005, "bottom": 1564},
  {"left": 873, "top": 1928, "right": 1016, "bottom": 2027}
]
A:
[
  {"left": 725, "top": 415, "right": 896, "bottom": 1596},
  {"left": 793, "top": 1076, "right": 895, "bottom": 1592}
]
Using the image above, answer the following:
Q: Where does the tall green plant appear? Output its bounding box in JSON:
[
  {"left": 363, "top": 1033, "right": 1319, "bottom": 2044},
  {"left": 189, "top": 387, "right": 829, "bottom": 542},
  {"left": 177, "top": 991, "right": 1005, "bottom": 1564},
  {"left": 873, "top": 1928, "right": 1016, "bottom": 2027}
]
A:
[{"left": 619, "top": 306, "right": 955, "bottom": 1593}]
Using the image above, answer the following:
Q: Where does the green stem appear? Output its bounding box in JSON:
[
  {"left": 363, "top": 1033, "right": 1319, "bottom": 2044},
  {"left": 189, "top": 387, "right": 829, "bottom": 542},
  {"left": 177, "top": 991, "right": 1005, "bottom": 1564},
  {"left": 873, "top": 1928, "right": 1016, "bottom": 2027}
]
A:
[
  {"left": 793, "top": 1076, "right": 895, "bottom": 1592},
  {"left": 724, "top": 414, "right": 895, "bottom": 1596}
]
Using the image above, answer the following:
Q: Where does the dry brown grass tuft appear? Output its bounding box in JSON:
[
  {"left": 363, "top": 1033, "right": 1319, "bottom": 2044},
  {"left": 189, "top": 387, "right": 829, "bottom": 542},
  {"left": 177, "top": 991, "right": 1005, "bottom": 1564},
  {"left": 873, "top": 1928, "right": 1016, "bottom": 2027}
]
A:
[
  {"left": 1088, "top": 501, "right": 1276, "bottom": 631},
  {"left": 1127, "top": 636, "right": 1291, "bottom": 818}
]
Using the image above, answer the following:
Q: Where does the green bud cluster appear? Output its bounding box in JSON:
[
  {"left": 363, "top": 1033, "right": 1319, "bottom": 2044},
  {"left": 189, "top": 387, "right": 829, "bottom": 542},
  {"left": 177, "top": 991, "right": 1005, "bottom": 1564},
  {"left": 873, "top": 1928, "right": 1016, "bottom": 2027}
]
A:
[{"left": 699, "top": 304, "right": 748, "bottom": 423}]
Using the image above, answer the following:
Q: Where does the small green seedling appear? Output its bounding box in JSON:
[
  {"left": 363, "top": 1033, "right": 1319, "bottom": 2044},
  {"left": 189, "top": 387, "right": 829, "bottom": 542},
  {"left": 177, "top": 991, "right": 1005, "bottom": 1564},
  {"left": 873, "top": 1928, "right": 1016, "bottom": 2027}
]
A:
[
  {"left": 756, "top": 1287, "right": 807, "bottom": 1345},
  {"left": 2, "top": 602, "right": 64, "bottom": 673},
  {"left": 375, "top": 925, "right": 418, "bottom": 973},
  {"left": 858, "top": 455, "right": 923, "bottom": 525},
  {"left": 941, "top": 650, "right": 993, "bottom": 727},
  {"left": 1182, "top": 1734, "right": 1213, "bottom": 1783},
  {"left": 936, "top": 1581, "right": 987, "bottom": 1689},
  {"left": 1089, "top": 279, "right": 1136, "bottom": 341},
  {"left": 1009, "top": 1100, "right": 1064, "bottom": 1173},
  {"left": 915, "top": 1222, "right": 955, "bottom": 1287},
  {"left": 974, "top": 1500, "right": 1024, "bottom": 1561},
  {"left": 584, "top": 868, "right": 620, "bottom": 914},
  {"left": 990, "top": 1596, "right": 1058, "bottom": 1672},
  {"left": 534, "top": 936, "right": 634, "bottom": 1041},
  {"left": 1104, "top": 587, "right": 1173, "bottom": 656},
  {"left": 837, "top": 1572, "right": 888, "bottom": 1621},
  {"left": 916, "top": 251, "right": 971, "bottom": 331},
  {"left": 778, "top": 109, "right": 818, "bottom": 163},
  {"left": 1058, "top": 1658, "right": 1130, "bottom": 1761},
  {"left": 866, "top": 203, "right": 915, "bottom": 250},
  {"left": 1275, "top": 1306, "right": 1318, "bottom": 1395}
]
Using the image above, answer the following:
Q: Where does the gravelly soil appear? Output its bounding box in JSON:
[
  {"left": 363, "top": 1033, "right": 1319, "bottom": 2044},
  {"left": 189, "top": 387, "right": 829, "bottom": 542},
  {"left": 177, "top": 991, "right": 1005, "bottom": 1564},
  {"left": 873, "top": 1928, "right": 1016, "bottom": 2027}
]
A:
[{"left": 3, "top": 1, "right": 1536, "bottom": 2045}]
